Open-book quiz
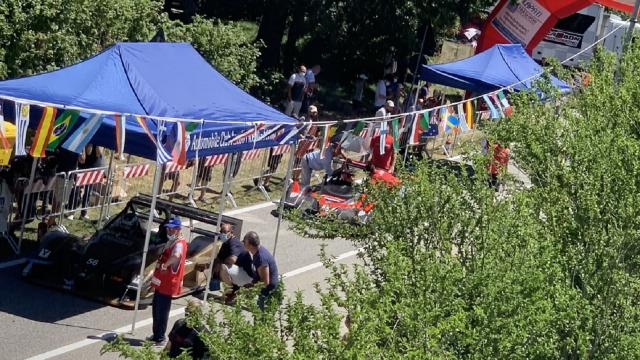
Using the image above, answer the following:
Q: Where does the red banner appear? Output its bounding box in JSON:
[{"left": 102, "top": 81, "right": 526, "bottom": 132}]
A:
[{"left": 477, "top": 0, "right": 635, "bottom": 54}]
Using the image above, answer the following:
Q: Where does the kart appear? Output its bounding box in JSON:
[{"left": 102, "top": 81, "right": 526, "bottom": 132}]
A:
[
  {"left": 22, "top": 195, "right": 243, "bottom": 309},
  {"left": 283, "top": 160, "right": 400, "bottom": 224}
]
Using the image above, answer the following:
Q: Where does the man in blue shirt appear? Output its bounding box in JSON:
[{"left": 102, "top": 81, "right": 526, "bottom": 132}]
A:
[
  {"left": 300, "top": 142, "right": 345, "bottom": 188},
  {"left": 242, "top": 231, "right": 279, "bottom": 309}
]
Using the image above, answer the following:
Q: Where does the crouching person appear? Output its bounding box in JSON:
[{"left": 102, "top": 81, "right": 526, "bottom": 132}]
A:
[
  {"left": 242, "top": 231, "right": 280, "bottom": 310},
  {"left": 165, "top": 299, "right": 206, "bottom": 359}
]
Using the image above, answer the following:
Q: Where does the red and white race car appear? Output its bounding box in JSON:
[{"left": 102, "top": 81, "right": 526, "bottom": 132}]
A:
[{"left": 283, "top": 160, "right": 400, "bottom": 224}]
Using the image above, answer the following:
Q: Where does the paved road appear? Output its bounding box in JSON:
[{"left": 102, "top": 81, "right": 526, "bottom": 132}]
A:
[{"left": 0, "top": 202, "right": 356, "bottom": 360}]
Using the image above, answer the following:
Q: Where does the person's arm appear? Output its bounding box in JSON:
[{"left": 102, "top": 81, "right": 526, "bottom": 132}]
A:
[
  {"left": 224, "top": 255, "right": 238, "bottom": 267},
  {"left": 287, "top": 75, "right": 295, "bottom": 102},
  {"left": 257, "top": 265, "right": 270, "bottom": 286},
  {"left": 287, "top": 85, "right": 293, "bottom": 102}
]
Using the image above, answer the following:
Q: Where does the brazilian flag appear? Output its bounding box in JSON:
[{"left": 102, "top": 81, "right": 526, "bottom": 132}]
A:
[{"left": 47, "top": 110, "right": 80, "bottom": 150}]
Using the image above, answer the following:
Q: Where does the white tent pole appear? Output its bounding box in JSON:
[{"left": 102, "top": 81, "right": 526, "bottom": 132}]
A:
[
  {"left": 131, "top": 160, "right": 162, "bottom": 334},
  {"left": 273, "top": 142, "right": 297, "bottom": 257},
  {"left": 202, "top": 153, "right": 234, "bottom": 303}
]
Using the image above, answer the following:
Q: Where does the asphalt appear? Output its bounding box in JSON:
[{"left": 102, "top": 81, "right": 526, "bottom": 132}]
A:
[{"left": 0, "top": 202, "right": 356, "bottom": 360}]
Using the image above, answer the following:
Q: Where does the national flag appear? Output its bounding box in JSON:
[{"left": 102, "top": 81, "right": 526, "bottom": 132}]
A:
[
  {"left": 185, "top": 122, "right": 199, "bottom": 132},
  {"left": 464, "top": 100, "right": 474, "bottom": 129},
  {"left": 279, "top": 125, "right": 301, "bottom": 145},
  {"left": 457, "top": 104, "right": 471, "bottom": 133},
  {"left": 115, "top": 114, "right": 126, "bottom": 160},
  {"left": 444, "top": 114, "right": 460, "bottom": 133},
  {"left": 135, "top": 115, "right": 171, "bottom": 162},
  {"left": 61, "top": 113, "right": 102, "bottom": 154},
  {"left": 47, "top": 110, "right": 79, "bottom": 150},
  {"left": 490, "top": 93, "right": 505, "bottom": 117},
  {"left": 0, "top": 102, "right": 9, "bottom": 149},
  {"left": 391, "top": 117, "right": 400, "bottom": 150},
  {"left": 497, "top": 91, "right": 513, "bottom": 116},
  {"left": 379, "top": 121, "right": 388, "bottom": 155},
  {"left": 410, "top": 112, "right": 429, "bottom": 145},
  {"left": 30, "top": 106, "right": 58, "bottom": 157},
  {"left": 255, "top": 124, "right": 283, "bottom": 142},
  {"left": 155, "top": 119, "right": 174, "bottom": 164},
  {"left": 168, "top": 121, "right": 187, "bottom": 165},
  {"left": 229, "top": 123, "right": 265, "bottom": 143},
  {"left": 482, "top": 95, "right": 500, "bottom": 119},
  {"left": 15, "top": 103, "right": 30, "bottom": 156},
  {"left": 352, "top": 121, "right": 366, "bottom": 136}
]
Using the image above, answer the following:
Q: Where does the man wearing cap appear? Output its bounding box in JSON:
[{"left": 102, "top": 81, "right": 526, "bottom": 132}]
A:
[
  {"left": 149, "top": 216, "right": 187, "bottom": 345},
  {"left": 376, "top": 99, "right": 395, "bottom": 120}
]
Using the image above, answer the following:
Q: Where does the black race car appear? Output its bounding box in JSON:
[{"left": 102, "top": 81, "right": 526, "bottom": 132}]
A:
[{"left": 22, "top": 195, "right": 242, "bottom": 308}]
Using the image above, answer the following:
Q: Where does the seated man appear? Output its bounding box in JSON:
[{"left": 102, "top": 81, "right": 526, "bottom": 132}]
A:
[
  {"left": 369, "top": 132, "right": 395, "bottom": 173},
  {"left": 300, "top": 142, "right": 346, "bottom": 188},
  {"left": 205, "top": 223, "right": 243, "bottom": 292},
  {"left": 164, "top": 299, "right": 206, "bottom": 359}
]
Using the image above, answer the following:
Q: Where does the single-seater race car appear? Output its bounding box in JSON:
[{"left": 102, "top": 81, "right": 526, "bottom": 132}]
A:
[
  {"left": 22, "top": 195, "right": 242, "bottom": 308},
  {"left": 283, "top": 160, "right": 400, "bottom": 224}
]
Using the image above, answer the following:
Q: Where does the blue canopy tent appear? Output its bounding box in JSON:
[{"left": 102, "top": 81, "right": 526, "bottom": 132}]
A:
[
  {"left": 0, "top": 42, "right": 296, "bottom": 159},
  {"left": 419, "top": 44, "right": 571, "bottom": 93}
]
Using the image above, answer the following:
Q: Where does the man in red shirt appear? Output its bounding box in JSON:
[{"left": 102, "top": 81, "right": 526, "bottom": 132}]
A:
[
  {"left": 488, "top": 143, "right": 510, "bottom": 191},
  {"left": 148, "top": 216, "right": 187, "bottom": 345},
  {"left": 370, "top": 133, "right": 395, "bottom": 173}
]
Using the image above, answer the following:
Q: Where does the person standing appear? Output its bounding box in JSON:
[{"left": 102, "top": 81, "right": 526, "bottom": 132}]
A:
[
  {"left": 374, "top": 77, "right": 388, "bottom": 112},
  {"left": 352, "top": 74, "right": 368, "bottom": 115},
  {"left": 148, "top": 216, "right": 187, "bottom": 345},
  {"left": 242, "top": 231, "right": 279, "bottom": 309},
  {"left": 301, "top": 65, "right": 321, "bottom": 115},
  {"left": 285, "top": 65, "right": 308, "bottom": 118}
]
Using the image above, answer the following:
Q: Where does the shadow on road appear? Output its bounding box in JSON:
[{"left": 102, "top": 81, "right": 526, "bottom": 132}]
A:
[{"left": 0, "top": 266, "right": 106, "bottom": 324}]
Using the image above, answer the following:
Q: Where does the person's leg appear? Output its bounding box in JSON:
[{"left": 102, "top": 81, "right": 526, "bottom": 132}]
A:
[
  {"left": 151, "top": 292, "right": 161, "bottom": 340},
  {"left": 292, "top": 101, "right": 302, "bottom": 118},
  {"left": 301, "top": 159, "right": 312, "bottom": 188},
  {"left": 80, "top": 184, "right": 91, "bottom": 218},
  {"left": 284, "top": 101, "right": 294, "bottom": 116},
  {"left": 152, "top": 292, "right": 172, "bottom": 341}
]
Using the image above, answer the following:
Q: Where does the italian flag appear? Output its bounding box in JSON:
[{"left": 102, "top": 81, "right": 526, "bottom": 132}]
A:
[{"left": 409, "top": 111, "right": 429, "bottom": 145}]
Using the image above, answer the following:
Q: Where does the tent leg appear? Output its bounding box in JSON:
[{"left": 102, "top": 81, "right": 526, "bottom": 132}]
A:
[
  {"left": 98, "top": 150, "right": 115, "bottom": 228},
  {"left": 187, "top": 122, "right": 204, "bottom": 208},
  {"left": 273, "top": 142, "right": 297, "bottom": 257},
  {"left": 131, "top": 161, "right": 162, "bottom": 334},
  {"left": 18, "top": 158, "right": 39, "bottom": 253},
  {"left": 203, "top": 155, "right": 233, "bottom": 303}
]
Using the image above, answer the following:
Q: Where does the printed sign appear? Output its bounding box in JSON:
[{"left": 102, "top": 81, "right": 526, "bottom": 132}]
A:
[
  {"left": 492, "top": 0, "right": 551, "bottom": 46},
  {"left": 543, "top": 29, "right": 583, "bottom": 48}
]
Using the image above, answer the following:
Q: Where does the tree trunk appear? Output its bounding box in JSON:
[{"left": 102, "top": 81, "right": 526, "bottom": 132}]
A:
[
  {"left": 282, "top": 1, "right": 307, "bottom": 73},
  {"left": 256, "top": 0, "right": 291, "bottom": 71}
]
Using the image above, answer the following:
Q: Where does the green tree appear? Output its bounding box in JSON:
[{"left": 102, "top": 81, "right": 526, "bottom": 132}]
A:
[{"left": 105, "top": 40, "right": 640, "bottom": 359}]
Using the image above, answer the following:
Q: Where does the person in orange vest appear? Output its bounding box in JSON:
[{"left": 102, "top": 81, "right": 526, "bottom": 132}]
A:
[
  {"left": 488, "top": 142, "right": 510, "bottom": 191},
  {"left": 148, "top": 216, "right": 187, "bottom": 345}
]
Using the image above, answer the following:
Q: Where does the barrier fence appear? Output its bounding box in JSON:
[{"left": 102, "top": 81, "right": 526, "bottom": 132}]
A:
[{"left": 5, "top": 123, "right": 468, "bottom": 253}]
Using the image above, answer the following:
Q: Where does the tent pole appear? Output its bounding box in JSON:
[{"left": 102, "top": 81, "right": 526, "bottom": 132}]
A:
[
  {"left": 97, "top": 150, "right": 115, "bottom": 228},
  {"left": 18, "top": 157, "right": 39, "bottom": 253},
  {"left": 202, "top": 153, "right": 233, "bottom": 303},
  {"left": 273, "top": 142, "right": 297, "bottom": 257},
  {"left": 404, "top": 22, "right": 430, "bottom": 113},
  {"left": 187, "top": 121, "right": 204, "bottom": 208},
  {"left": 625, "top": 0, "right": 640, "bottom": 48},
  {"left": 131, "top": 160, "right": 162, "bottom": 334}
]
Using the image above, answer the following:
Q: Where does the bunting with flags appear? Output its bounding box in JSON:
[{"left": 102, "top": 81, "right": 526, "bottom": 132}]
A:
[
  {"left": 391, "top": 117, "right": 400, "bottom": 150},
  {"left": 255, "top": 124, "right": 283, "bottom": 142},
  {"left": 279, "top": 125, "right": 301, "bottom": 145},
  {"left": 490, "top": 93, "right": 505, "bottom": 118},
  {"left": 115, "top": 114, "right": 126, "bottom": 160},
  {"left": 61, "top": 113, "right": 101, "bottom": 154},
  {"left": 352, "top": 121, "right": 366, "bottom": 136},
  {"left": 379, "top": 120, "right": 388, "bottom": 155},
  {"left": 47, "top": 110, "right": 79, "bottom": 151},
  {"left": 168, "top": 121, "right": 187, "bottom": 165},
  {"left": 409, "top": 112, "right": 429, "bottom": 145},
  {"left": 154, "top": 119, "right": 173, "bottom": 164},
  {"left": 457, "top": 104, "right": 471, "bottom": 133},
  {"left": 15, "top": 103, "right": 30, "bottom": 156},
  {"left": 444, "top": 113, "right": 461, "bottom": 134},
  {"left": 30, "top": 107, "right": 57, "bottom": 157},
  {"left": 0, "top": 102, "right": 9, "bottom": 150}
]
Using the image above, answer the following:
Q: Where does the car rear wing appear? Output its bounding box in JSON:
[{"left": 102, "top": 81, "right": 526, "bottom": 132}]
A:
[{"left": 132, "top": 194, "right": 243, "bottom": 237}]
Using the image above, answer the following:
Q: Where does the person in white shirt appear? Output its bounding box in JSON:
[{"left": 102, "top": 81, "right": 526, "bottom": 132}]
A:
[
  {"left": 285, "top": 65, "right": 308, "bottom": 118},
  {"left": 302, "top": 65, "right": 321, "bottom": 115},
  {"left": 374, "top": 77, "right": 388, "bottom": 111}
]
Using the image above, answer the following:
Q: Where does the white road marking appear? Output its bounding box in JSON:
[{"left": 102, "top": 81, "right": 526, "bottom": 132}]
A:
[
  {"left": 0, "top": 202, "right": 277, "bottom": 270},
  {"left": 23, "top": 247, "right": 360, "bottom": 360}
]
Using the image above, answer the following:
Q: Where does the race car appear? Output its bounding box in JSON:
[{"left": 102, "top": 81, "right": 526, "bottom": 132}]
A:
[
  {"left": 22, "top": 195, "right": 242, "bottom": 308},
  {"left": 283, "top": 160, "right": 400, "bottom": 224}
]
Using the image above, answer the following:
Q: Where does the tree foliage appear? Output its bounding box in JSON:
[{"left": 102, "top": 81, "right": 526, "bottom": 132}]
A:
[
  {"left": 0, "top": 0, "right": 261, "bottom": 90},
  {"left": 104, "top": 41, "right": 640, "bottom": 358}
]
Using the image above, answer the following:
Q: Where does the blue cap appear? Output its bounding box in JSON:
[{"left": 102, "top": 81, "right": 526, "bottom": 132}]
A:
[{"left": 164, "top": 216, "right": 182, "bottom": 229}]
